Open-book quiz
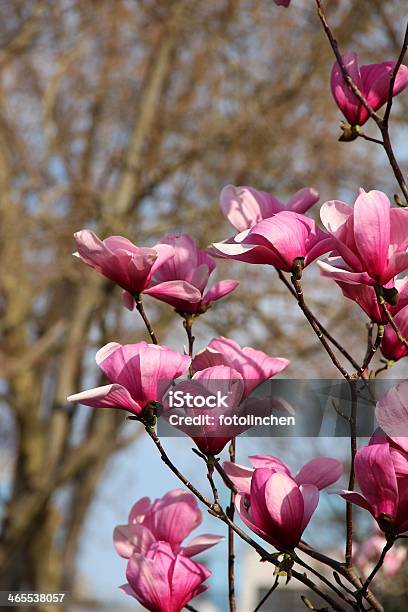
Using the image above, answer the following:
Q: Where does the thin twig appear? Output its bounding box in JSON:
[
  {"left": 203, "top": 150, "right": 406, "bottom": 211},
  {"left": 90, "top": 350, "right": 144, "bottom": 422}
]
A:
[
  {"left": 315, "top": 0, "right": 382, "bottom": 127},
  {"left": 183, "top": 316, "right": 195, "bottom": 376},
  {"left": 357, "top": 324, "right": 384, "bottom": 378},
  {"left": 358, "top": 133, "right": 383, "bottom": 145},
  {"left": 135, "top": 295, "right": 158, "bottom": 344},
  {"left": 252, "top": 574, "right": 279, "bottom": 612},
  {"left": 357, "top": 539, "right": 395, "bottom": 605},
  {"left": 291, "top": 275, "right": 351, "bottom": 380},
  {"left": 145, "top": 426, "right": 215, "bottom": 509},
  {"left": 383, "top": 22, "right": 408, "bottom": 125},
  {"left": 293, "top": 553, "right": 357, "bottom": 608},
  {"left": 214, "top": 459, "right": 238, "bottom": 493},
  {"left": 376, "top": 287, "right": 408, "bottom": 349},
  {"left": 315, "top": 1, "right": 408, "bottom": 202},
  {"left": 277, "top": 269, "right": 362, "bottom": 372},
  {"left": 345, "top": 381, "right": 357, "bottom": 568},
  {"left": 207, "top": 459, "right": 220, "bottom": 506},
  {"left": 227, "top": 439, "right": 237, "bottom": 612}
]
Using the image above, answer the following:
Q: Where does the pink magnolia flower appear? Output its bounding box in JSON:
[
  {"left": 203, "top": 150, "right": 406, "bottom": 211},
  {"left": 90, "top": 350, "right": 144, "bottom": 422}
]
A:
[
  {"left": 67, "top": 341, "right": 191, "bottom": 417},
  {"left": 223, "top": 454, "right": 342, "bottom": 495},
  {"left": 375, "top": 381, "right": 408, "bottom": 445},
  {"left": 354, "top": 529, "right": 406, "bottom": 578},
  {"left": 368, "top": 427, "right": 408, "bottom": 481},
  {"left": 192, "top": 336, "right": 289, "bottom": 397},
  {"left": 121, "top": 541, "right": 210, "bottom": 612},
  {"left": 318, "top": 190, "right": 408, "bottom": 286},
  {"left": 224, "top": 455, "right": 342, "bottom": 550},
  {"left": 331, "top": 52, "right": 408, "bottom": 126},
  {"left": 334, "top": 441, "right": 408, "bottom": 535},
  {"left": 146, "top": 234, "right": 238, "bottom": 314},
  {"left": 220, "top": 184, "right": 319, "bottom": 232},
  {"left": 114, "top": 490, "right": 223, "bottom": 559},
  {"left": 211, "top": 211, "right": 333, "bottom": 272},
  {"left": 381, "top": 305, "right": 408, "bottom": 361},
  {"left": 74, "top": 229, "right": 200, "bottom": 310},
  {"left": 334, "top": 276, "right": 408, "bottom": 324},
  {"left": 164, "top": 365, "right": 246, "bottom": 456},
  {"left": 274, "top": 0, "right": 291, "bottom": 6}
]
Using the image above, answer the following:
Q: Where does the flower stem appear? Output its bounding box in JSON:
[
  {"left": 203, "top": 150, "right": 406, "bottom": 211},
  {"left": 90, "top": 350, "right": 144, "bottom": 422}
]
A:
[{"left": 135, "top": 295, "right": 158, "bottom": 344}]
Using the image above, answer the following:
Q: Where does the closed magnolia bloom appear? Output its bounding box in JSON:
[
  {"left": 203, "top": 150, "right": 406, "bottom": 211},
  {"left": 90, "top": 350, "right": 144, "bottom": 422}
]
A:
[
  {"left": 335, "top": 277, "right": 408, "bottom": 324},
  {"left": 224, "top": 455, "right": 342, "bottom": 550},
  {"left": 318, "top": 190, "right": 408, "bottom": 286},
  {"left": 381, "top": 305, "right": 408, "bottom": 361},
  {"left": 192, "top": 336, "right": 289, "bottom": 397},
  {"left": 220, "top": 184, "right": 319, "bottom": 232},
  {"left": 211, "top": 210, "right": 333, "bottom": 273},
  {"left": 67, "top": 341, "right": 191, "bottom": 417},
  {"left": 146, "top": 233, "right": 238, "bottom": 314},
  {"left": 334, "top": 441, "right": 408, "bottom": 535},
  {"left": 121, "top": 541, "right": 210, "bottom": 612},
  {"left": 331, "top": 52, "right": 408, "bottom": 126},
  {"left": 74, "top": 230, "right": 200, "bottom": 310},
  {"left": 113, "top": 490, "right": 222, "bottom": 559}
]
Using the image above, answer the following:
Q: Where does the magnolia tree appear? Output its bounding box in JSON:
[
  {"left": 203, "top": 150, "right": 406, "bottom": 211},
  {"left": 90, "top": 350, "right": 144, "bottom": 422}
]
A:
[{"left": 67, "top": 2, "right": 408, "bottom": 611}]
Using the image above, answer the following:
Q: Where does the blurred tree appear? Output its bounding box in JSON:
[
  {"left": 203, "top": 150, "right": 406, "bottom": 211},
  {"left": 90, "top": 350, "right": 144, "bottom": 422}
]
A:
[{"left": 0, "top": 0, "right": 406, "bottom": 606}]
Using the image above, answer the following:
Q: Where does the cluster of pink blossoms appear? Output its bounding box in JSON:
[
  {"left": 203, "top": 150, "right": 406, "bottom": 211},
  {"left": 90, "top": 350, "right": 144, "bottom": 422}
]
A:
[
  {"left": 66, "top": 28, "right": 408, "bottom": 609},
  {"left": 113, "top": 490, "right": 223, "bottom": 611}
]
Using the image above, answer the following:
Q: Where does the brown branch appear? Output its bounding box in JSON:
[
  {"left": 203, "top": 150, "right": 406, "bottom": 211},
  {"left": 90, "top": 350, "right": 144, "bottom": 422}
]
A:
[
  {"left": 227, "top": 440, "right": 236, "bottom": 612},
  {"left": 315, "top": 1, "right": 408, "bottom": 202},
  {"left": 276, "top": 269, "right": 361, "bottom": 373},
  {"left": 291, "top": 275, "right": 351, "bottom": 380},
  {"left": 383, "top": 23, "right": 408, "bottom": 125},
  {"left": 376, "top": 287, "right": 408, "bottom": 349},
  {"left": 144, "top": 427, "right": 350, "bottom": 611},
  {"left": 345, "top": 381, "right": 357, "bottom": 568},
  {"left": 315, "top": 0, "right": 382, "bottom": 127},
  {"left": 357, "top": 324, "right": 384, "bottom": 378},
  {"left": 252, "top": 575, "right": 279, "bottom": 612},
  {"left": 135, "top": 295, "right": 158, "bottom": 345},
  {"left": 358, "top": 538, "right": 395, "bottom": 605}
]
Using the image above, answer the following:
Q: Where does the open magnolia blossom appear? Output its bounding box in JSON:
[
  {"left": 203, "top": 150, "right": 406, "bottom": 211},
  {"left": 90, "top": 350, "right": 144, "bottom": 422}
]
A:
[
  {"left": 318, "top": 189, "right": 408, "bottom": 286},
  {"left": 164, "top": 365, "right": 248, "bottom": 456},
  {"left": 211, "top": 210, "right": 333, "bottom": 272},
  {"left": 74, "top": 229, "right": 201, "bottom": 310},
  {"left": 192, "top": 336, "right": 289, "bottom": 396},
  {"left": 219, "top": 184, "right": 319, "bottom": 232},
  {"left": 67, "top": 341, "right": 191, "bottom": 417},
  {"left": 223, "top": 455, "right": 342, "bottom": 550},
  {"left": 331, "top": 51, "right": 408, "bottom": 126},
  {"left": 335, "top": 276, "right": 408, "bottom": 324},
  {"left": 333, "top": 440, "right": 408, "bottom": 535},
  {"left": 114, "top": 490, "right": 223, "bottom": 559},
  {"left": 121, "top": 541, "right": 211, "bottom": 612},
  {"left": 145, "top": 233, "right": 238, "bottom": 314}
]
